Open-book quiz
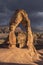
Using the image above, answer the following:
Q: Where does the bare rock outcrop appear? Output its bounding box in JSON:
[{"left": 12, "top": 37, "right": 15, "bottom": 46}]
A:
[{"left": 4, "top": 9, "right": 40, "bottom": 61}]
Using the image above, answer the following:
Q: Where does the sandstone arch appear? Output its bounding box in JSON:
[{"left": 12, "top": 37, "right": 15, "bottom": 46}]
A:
[
  {"left": 8, "top": 9, "right": 39, "bottom": 58},
  {"left": 3, "top": 10, "right": 39, "bottom": 60},
  {"left": 9, "top": 10, "right": 32, "bottom": 47},
  {"left": 9, "top": 9, "right": 31, "bottom": 48}
]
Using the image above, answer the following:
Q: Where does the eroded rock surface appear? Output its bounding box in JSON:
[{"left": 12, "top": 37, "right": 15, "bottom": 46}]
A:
[
  {"left": 9, "top": 9, "right": 33, "bottom": 48},
  {"left": 17, "top": 32, "right": 26, "bottom": 48},
  {"left": 4, "top": 9, "right": 39, "bottom": 60}
]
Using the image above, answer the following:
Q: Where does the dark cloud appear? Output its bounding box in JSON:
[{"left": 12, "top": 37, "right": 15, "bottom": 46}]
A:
[
  {"left": 29, "top": 12, "right": 43, "bottom": 26},
  {"left": 0, "top": 0, "right": 43, "bottom": 12},
  {"left": 0, "top": 0, "right": 43, "bottom": 32},
  {"left": 5, "top": 0, "right": 43, "bottom": 12},
  {"left": 0, "top": 7, "right": 14, "bottom": 25}
]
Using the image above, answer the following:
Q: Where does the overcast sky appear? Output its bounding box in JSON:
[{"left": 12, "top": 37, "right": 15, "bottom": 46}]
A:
[{"left": 0, "top": 0, "right": 43, "bottom": 31}]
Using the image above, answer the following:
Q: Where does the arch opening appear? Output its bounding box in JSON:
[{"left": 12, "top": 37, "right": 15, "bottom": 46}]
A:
[{"left": 15, "top": 20, "right": 28, "bottom": 48}]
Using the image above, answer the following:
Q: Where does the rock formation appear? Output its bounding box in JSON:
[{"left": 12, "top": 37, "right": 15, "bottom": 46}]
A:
[
  {"left": 17, "top": 32, "right": 26, "bottom": 48},
  {"left": 5, "top": 9, "right": 39, "bottom": 60},
  {"left": 8, "top": 25, "right": 16, "bottom": 48}
]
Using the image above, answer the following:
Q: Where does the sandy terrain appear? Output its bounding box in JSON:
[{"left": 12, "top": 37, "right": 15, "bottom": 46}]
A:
[
  {"left": 0, "top": 33, "right": 43, "bottom": 65},
  {"left": 0, "top": 47, "right": 43, "bottom": 65}
]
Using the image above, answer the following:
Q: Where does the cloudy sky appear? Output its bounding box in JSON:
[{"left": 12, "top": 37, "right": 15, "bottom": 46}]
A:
[{"left": 0, "top": 0, "right": 43, "bottom": 32}]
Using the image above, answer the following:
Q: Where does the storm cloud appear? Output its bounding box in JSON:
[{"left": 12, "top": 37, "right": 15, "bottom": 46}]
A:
[{"left": 0, "top": 0, "right": 43, "bottom": 32}]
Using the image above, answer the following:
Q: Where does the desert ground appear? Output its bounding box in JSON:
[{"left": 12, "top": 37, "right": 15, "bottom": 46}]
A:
[{"left": 0, "top": 33, "right": 43, "bottom": 65}]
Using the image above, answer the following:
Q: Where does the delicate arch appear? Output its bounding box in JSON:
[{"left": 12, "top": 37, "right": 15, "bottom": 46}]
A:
[{"left": 9, "top": 9, "right": 33, "bottom": 48}]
